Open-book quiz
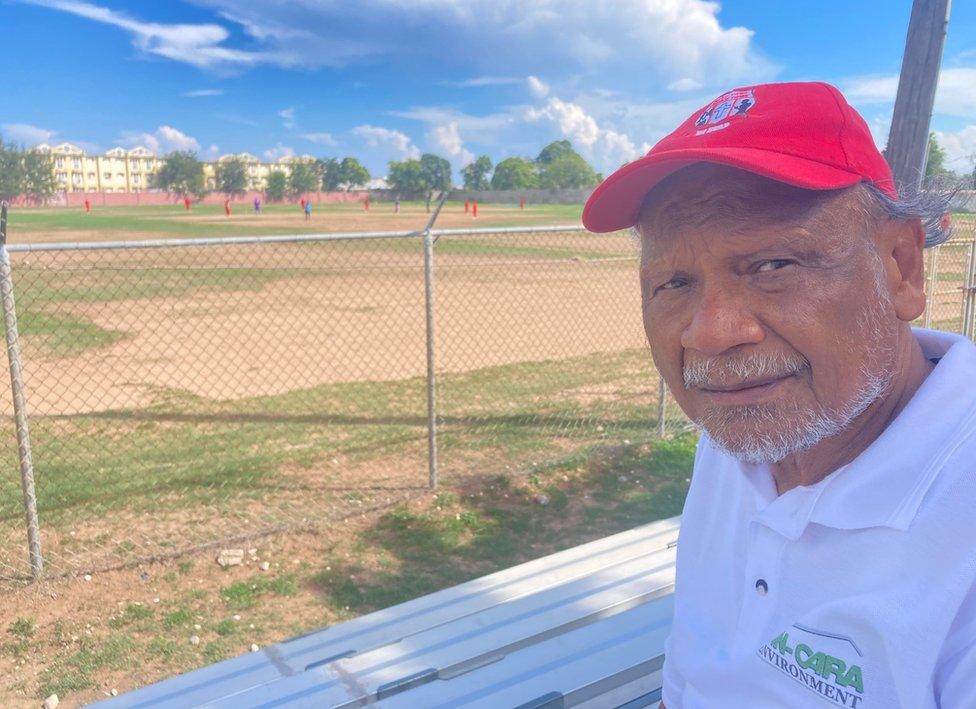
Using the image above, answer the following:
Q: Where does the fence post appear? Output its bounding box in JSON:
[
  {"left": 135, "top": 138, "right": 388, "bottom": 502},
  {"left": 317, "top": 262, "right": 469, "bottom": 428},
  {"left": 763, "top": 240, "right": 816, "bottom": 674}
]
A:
[
  {"left": 656, "top": 377, "right": 668, "bottom": 438},
  {"left": 0, "top": 203, "right": 42, "bottom": 579},
  {"left": 923, "top": 246, "right": 938, "bottom": 328},
  {"left": 423, "top": 193, "right": 449, "bottom": 489},
  {"left": 963, "top": 240, "right": 976, "bottom": 340}
]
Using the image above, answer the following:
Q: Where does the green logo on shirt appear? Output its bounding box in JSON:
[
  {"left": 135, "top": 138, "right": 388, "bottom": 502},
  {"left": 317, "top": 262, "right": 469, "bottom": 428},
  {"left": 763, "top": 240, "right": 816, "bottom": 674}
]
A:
[{"left": 759, "top": 628, "right": 865, "bottom": 707}]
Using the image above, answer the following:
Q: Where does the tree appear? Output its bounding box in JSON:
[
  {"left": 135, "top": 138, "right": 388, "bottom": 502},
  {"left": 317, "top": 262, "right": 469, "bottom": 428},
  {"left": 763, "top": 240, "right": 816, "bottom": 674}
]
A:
[
  {"left": 0, "top": 139, "right": 26, "bottom": 200},
  {"left": 461, "top": 155, "right": 492, "bottom": 190},
  {"left": 266, "top": 171, "right": 287, "bottom": 201},
  {"left": 215, "top": 157, "right": 247, "bottom": 196},
  {"left": 924, "top": 132, "right": 954, "bottom": 187},
  {"left": 317, "top": 158, "right": 341, "bottom": 191},
  {"left": 154, "top": 151, "right": 206, "bottom": 197},
  {"left": 288, "top": 161, "right": 319, "bottom": 196},
  {"left": 337, "top": 157, "right": 370, "bottom": 189},
  {"left": 538, "top": 152, "right": 599, "bottom": 190},
  {"left": 420, "top": 154, "right": 452, "bottom": 194},
  {"left": 536, "top": 140, "right": 576, "bottom": 166},
  {"left": 387, "top": 159, "right": 426, "bottom": 194},
  {"left": 491, "top": 157, "right": 538, "bottom": 190},
  {"left": 22, "top": 149, "right": 57, "bottom": 200}
]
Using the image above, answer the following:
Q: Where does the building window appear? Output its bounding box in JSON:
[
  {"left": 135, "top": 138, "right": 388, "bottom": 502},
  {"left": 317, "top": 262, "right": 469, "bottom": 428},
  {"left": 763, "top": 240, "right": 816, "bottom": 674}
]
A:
[
  {"left": 88, "top": 172, "right": 96, "bottom": 180},
  {"left": 55, "top": 158, "right": 64, "bottom": 168},
  {"left": 117, "top": 173, "right": 124, "bottom": 180},
  {"left": 133, "top": 175, "right": 141, "bottom": 184},
  {"left": 56, "top": 172, "right": 66, "bottom": 182},
  {"left": 72, "top": 158, "right": 81, "bottom": 170},
  {"left": 103, "top": 172, "right": 111, "bottom": 181}
]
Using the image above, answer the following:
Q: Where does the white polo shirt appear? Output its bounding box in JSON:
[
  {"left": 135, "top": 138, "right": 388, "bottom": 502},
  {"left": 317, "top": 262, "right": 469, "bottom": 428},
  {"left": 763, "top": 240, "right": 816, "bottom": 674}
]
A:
[{"left": 662, "top": 328, "right": 976, "bottom": 708}]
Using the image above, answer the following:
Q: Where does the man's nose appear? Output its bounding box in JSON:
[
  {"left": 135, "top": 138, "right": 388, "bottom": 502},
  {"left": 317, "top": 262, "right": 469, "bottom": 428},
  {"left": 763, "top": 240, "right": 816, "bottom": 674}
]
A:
[{"left": 680, "top": 286, "right": 764, "bottom": 356}]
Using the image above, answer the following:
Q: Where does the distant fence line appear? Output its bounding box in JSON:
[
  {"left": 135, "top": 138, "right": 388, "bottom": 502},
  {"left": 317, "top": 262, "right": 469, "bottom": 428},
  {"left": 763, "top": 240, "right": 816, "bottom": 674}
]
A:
[
  {"left": 8, "top": 187, "right": 596, "bottom": 209},
  {"left": 9, "top": 187, "right": 976, "bottom": 211},
  {"left": 10, "top": 189, "right": 372, "bottom": 209}
]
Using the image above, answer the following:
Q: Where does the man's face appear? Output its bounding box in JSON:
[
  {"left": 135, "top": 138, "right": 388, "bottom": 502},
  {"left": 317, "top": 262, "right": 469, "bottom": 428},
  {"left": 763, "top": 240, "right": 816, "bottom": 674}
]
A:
[{"left": 638, "top": 165, "right": 899, "bottom": 463}]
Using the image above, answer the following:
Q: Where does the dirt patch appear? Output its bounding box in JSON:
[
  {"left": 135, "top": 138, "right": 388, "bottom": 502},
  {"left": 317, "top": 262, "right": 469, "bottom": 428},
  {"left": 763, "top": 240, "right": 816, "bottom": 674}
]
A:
[{"left": 6, "top": 238, "right": 644, "bottom": 416}]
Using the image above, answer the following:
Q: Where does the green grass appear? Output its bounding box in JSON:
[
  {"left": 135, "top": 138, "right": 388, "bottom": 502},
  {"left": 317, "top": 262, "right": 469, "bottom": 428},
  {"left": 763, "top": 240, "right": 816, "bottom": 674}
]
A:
[
  {"left": 220, "top": 573, "right": 300, "bottom": 610},
  {"left": 109, "top": 604, "right": 153, "bottom": 629},
  {"left": 5, "top": 201, "right": 584, "bottom": 239},
  {"left": 312, "top": 434, "right": 695, "bottom": 614},
  {"left": 38, "top": 634, "right": 136, "bottom": 699},
  {"left": 0, "top": 347, "right": 662, "bottom": 530}
]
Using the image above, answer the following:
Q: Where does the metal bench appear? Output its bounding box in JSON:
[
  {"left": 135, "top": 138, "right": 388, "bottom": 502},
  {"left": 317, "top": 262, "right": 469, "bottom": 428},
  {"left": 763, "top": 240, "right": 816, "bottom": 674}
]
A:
[{"left": 96, "top": 516, "right": 678, "bottom": 708}]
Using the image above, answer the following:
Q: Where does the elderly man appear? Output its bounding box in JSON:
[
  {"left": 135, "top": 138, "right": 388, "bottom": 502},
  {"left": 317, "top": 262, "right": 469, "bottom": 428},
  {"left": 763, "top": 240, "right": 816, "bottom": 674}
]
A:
[{"left": 583, "top": 82, "right": 976, "bottom": 707}]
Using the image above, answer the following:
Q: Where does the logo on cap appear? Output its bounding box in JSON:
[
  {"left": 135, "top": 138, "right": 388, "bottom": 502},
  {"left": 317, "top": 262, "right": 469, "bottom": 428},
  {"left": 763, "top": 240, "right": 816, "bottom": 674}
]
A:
[{"left": 694, "top": 89, "right": 756, "bottom": 134}]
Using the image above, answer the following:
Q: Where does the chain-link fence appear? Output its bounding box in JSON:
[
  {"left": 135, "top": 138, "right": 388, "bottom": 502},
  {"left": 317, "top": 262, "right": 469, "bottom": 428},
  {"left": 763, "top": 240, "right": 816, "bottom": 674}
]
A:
[
  {"left": 0, "top": 222, "right": 686, "bottom": 584},
  {"left": 0, "top": 213, "right": 973, "bottom": 585}
]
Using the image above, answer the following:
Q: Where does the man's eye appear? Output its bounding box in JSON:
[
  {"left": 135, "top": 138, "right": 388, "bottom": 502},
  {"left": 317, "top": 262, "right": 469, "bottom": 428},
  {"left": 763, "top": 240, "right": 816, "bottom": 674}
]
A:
[
  {"left": 755, "top": 259, "right": 795, "bottom": 273},
  {"left": 657, "top": 278, "right": 687, "bottom": 293}
]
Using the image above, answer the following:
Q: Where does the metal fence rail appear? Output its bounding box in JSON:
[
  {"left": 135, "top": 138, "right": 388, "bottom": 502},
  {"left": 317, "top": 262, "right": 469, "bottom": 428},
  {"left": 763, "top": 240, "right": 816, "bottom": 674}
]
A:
[{"left": 0, "top": 211, "right": 973, "bottom": 584}]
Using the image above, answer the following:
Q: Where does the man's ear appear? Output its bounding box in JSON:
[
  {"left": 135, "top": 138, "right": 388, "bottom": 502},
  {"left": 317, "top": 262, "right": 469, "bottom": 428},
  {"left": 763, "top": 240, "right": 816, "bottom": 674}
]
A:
[{"left": 878, "top": 217, "right": 926, "bottom": 323}]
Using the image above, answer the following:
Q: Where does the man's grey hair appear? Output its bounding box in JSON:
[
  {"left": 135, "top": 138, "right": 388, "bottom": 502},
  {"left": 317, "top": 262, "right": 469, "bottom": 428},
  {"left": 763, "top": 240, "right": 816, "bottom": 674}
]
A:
[{"left": 860, "top": 182, "right": 955, "bottom": 248}]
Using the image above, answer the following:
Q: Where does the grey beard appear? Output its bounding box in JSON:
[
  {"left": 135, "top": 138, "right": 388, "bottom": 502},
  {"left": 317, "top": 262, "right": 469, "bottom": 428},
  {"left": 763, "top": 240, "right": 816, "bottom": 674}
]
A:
[{"left": 698, "top": 362, "right": 892, "bottom": 464}]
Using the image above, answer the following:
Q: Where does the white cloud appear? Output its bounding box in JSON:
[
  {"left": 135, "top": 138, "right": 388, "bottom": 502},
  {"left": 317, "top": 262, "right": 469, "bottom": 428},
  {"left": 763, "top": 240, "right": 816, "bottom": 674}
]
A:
[
  {"left": 302, "top": 132, "right": 337, "bottom": 146},
  {"left": 205, "top": 144, "right": 220, "bottom": 158},
  {"left": 935, "top": 125, "right": 976, "bottom": 174},
  {"left": 843, "top": 68, "right": 976, "bottom": 119},
  {"left": 24, "top": 0, "right": 284, "bottom": 69},
  {"left": 183, "top": 88, "right": 224, "bottom": 97},
  {"left": 842, "top": 74, "right": 898, "bottom": 104},
  {"left": 39, "top": 0, "right": 767, "bottom": 88},
  {"left": 527, "top": 75, "right": 549, "bottom": 99},
  {"left": 1, "top": 122, "right": 57, "bottom": 145},
  {"left": 263, "top": 143, "right": 294, "bottom": 161},
  {"left": 278, "top": 107, "right": 295, "bottom": 129},
  {"left": 353, "top": 125, "right": 420, "bottom": 159},
  {"left": 526, "top": 96, "right": 640, "bottom": 172},
  {"left": 427, "top": 122, "right": 474, "bottom": 167},
  {"left": 118, "top": 125, "right": 200, "bottom": 154},
  {"left": 667, "top": 78, "right": 702, "bottom": 92}
]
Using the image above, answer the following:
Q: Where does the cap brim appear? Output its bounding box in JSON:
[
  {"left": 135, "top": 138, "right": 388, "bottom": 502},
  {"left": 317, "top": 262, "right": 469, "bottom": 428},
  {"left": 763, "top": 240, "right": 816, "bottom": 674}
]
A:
[{"left": 582, "top": 147, "right": 864, "bottom": 233}]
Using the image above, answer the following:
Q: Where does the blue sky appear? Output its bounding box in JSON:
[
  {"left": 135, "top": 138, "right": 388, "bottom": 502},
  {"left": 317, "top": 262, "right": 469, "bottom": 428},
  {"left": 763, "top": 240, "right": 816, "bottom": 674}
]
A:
[{"left": 3, "top": 0, "right": 976, "bottom": 180}]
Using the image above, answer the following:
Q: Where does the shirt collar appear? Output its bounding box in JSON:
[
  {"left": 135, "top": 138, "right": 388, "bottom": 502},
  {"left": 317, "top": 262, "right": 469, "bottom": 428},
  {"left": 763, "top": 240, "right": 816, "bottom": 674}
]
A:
[
  {"left": 737, "top": 328, "right": 976, "bottom": 539},
  {"left": 807, "top": 328, "right": 976, "bottom": 533}
]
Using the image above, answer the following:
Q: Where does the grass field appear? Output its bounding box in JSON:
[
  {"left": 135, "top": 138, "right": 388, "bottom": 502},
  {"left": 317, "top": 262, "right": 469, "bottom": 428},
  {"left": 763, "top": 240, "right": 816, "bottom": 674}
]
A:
[{"left": 5, "top": 200, "right": 585, "bottom": 243}]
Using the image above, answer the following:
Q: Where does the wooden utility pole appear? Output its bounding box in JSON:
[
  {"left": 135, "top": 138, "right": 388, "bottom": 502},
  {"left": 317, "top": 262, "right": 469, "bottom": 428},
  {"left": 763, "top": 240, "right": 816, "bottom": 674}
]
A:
[{"left": 885, "top": 0, "right": 952, "bottom": 195}]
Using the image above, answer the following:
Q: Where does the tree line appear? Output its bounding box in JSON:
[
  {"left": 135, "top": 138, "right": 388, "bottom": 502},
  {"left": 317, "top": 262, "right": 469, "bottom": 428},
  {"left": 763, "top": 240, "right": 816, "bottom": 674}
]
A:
[
  {"left": 155, "top": 152, "right": 372, "bottom": 199},
  {"left": 386, "top": 140, "right": 602, "bottom": 196},
  {"left": 3, "top": 134, "right": 972, "bottom": 203}
]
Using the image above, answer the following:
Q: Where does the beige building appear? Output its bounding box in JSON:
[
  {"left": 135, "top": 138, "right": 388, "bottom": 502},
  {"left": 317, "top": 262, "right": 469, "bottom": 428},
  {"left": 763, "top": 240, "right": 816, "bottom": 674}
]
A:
[{"left": 33, "top": 143, "right": 316, "bottom": 194}]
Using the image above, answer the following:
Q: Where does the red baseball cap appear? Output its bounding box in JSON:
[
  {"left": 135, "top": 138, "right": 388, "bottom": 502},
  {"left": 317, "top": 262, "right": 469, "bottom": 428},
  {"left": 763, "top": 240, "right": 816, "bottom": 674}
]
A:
[{"left": 582, "top": 81, "right": 897, "bottom": 233}]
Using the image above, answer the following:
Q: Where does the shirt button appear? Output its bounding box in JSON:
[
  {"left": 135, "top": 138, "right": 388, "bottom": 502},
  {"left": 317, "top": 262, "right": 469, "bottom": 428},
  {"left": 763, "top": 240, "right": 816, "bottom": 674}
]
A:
[{"left": 755, "top": 579, "right": 769, "bottom": 596}]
